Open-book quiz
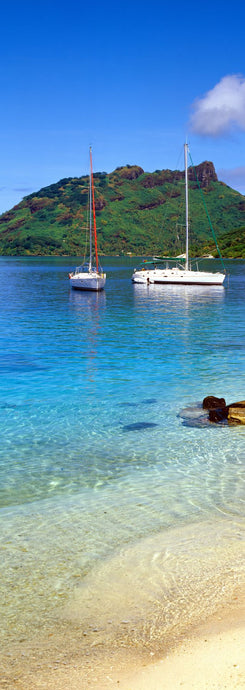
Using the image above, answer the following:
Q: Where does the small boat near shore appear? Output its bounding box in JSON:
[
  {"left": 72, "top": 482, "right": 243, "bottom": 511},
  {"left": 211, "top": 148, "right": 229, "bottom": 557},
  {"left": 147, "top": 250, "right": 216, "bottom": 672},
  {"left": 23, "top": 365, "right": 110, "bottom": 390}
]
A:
[
  {"left": 69, "top": 148, "right": 106, "bottom": 291},
  {"left": 132, "top": 256, "right": 225, "bottom": 285},
  {"left": 132, "top": 143, "right": 226, "bottom": 287}
]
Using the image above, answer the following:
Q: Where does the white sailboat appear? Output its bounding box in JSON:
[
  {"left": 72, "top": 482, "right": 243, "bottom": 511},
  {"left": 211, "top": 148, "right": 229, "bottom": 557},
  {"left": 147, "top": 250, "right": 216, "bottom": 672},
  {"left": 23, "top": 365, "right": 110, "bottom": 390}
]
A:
[
  {"left": 69, "top": 148, "right": 106, "bottom": 291},
  {"left": 132, "top": 143, "right": 226, "bottom": 286}
]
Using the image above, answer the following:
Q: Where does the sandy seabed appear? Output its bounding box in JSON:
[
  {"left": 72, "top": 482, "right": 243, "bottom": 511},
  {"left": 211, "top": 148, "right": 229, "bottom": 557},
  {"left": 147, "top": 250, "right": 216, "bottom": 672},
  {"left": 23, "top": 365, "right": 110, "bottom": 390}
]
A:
[
  {"left": 1, "top": 588, "right": 245, "bottom": 689},
  {"left": 1, "top": 518, "right": 245, "bottom": 689}
]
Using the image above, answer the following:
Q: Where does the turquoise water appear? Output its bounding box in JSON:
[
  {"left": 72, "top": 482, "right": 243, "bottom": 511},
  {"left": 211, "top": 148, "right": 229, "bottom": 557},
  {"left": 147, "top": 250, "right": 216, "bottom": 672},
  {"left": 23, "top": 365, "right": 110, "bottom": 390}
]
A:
[{"left": 1, "top": 257, "right": 245, "bottom": 665}]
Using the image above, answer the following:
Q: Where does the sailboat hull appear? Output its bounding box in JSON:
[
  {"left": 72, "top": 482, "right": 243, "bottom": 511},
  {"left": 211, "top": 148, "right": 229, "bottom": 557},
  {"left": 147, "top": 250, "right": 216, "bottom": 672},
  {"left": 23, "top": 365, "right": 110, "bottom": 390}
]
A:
[
  {"left": 132, "top": 268, "right": 225, "bottom": 286},
  {"left": 69, "top": 272, "right": 106, "bottom": 291}
]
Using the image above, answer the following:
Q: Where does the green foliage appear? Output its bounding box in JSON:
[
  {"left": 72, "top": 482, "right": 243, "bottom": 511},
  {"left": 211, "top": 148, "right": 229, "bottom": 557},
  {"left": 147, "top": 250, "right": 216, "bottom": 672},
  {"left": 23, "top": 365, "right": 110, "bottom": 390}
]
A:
[
  {"left": 0, "top": 161, "right": 244, "bottom": 256},
  {"left": 203, "top": 226, "right": 245, "bottom": 258}
]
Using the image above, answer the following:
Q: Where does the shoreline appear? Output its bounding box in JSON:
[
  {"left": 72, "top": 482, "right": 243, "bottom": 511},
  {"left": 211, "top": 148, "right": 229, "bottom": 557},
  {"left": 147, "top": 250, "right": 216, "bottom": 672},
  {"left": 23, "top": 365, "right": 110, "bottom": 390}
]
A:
[
  {"left": 2, "top": 584, "right": 245, "bottom": 689},
  {"left": 118, "top": 588, "right": 245, "bottom": 690},
  {"left": 1, "top": 508, "right": 245, "bottom": 689},
  {"left": 1, "top": 515, "right": 245, "bottom": 689},
  {"left": 119, "top": 603, "right": 245, "bottom": 690}
]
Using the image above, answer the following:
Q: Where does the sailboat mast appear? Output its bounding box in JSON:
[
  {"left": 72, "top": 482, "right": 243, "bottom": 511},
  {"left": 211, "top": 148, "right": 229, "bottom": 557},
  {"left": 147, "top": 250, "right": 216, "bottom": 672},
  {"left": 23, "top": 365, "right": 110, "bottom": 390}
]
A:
[
  {"left": 89, "top": 147, "right": 99, "bottom": 273},
  {"left": 184, "top": 142, "right": 189, "bottom": 271},
  {"left": 89, "top": 148, "right": 92, "bottom": 271}
]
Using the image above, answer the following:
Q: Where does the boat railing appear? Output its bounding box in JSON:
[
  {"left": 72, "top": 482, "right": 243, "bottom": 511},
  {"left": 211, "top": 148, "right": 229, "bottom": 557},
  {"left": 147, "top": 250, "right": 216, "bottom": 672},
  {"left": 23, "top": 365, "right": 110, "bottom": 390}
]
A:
[
  {"left": 134, "top": 257, "right": 187, "bottom": 272},
  {"left": 73, "top": 262, "right": 104, "bottom": 275},
  {"left": 134, "top": 256, "right": 224, "bottom": 274}
]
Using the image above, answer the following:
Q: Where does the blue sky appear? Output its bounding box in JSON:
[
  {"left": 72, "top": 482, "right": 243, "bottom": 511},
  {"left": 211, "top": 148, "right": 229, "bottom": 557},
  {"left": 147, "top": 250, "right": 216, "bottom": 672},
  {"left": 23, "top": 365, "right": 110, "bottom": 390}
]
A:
[{"left": 1, "top": 0, "right": 245, "bottom": 214}]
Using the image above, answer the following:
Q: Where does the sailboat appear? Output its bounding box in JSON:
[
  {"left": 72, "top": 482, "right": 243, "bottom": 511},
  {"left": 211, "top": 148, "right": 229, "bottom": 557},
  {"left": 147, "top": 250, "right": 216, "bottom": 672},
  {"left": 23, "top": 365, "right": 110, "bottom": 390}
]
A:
[
  {"left": 132, "top": 143, "right": 226, "bottom": 286},
  {"left": 69, "top": 147, "right": 106, "bottom": 291}
]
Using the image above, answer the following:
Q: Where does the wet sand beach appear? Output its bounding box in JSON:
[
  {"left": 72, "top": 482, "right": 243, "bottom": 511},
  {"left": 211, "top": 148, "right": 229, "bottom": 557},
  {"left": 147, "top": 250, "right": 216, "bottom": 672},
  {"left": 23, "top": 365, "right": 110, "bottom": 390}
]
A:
[
  {"left": 1, "top": 515, "right": 245, "bottom": 689},
  {"left": 1, "top": 586, "right": 245, "bottom": 689}
]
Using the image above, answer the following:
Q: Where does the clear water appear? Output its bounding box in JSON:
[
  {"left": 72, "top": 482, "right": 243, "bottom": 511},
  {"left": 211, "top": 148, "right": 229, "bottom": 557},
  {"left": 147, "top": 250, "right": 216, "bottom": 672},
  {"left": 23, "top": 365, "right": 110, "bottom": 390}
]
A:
[{"left": 1, "top": 257, "right": 245, "bottom": 662}]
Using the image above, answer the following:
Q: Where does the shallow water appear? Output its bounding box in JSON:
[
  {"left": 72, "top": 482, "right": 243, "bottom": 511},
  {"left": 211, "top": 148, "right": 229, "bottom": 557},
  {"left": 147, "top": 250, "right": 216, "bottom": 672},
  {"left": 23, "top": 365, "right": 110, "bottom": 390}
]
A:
[{"left": 0, "top": 257, "right": 245, "bottom": 665}]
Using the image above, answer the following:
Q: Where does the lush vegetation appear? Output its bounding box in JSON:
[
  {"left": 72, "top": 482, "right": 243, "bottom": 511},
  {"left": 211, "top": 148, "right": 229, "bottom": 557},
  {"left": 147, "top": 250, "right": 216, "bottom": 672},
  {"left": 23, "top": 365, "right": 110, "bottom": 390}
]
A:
[{"left": 0, "top": 161, "right": 244, "bottom": 257}]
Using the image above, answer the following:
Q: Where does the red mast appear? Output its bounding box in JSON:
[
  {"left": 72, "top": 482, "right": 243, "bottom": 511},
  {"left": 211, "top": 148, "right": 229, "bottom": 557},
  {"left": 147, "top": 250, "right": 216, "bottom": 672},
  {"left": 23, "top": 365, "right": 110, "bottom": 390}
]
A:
[{"left": 89, "top": 147, "right": 99, "bottom": 273}]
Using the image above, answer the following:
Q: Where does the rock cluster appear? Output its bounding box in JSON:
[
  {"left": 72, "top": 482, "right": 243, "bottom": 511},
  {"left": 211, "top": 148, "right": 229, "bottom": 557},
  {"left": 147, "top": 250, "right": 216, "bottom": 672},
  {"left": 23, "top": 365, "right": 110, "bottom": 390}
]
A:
[
  {"left": 203, "top": 396, "right": 245, "bottom": 424},
  {"left": 116, "top": 165, "right": 144, "bottom": 180},
  {"left": 189, "top": 161, "right": 218, "bottom": 187},
  {"left": 141, "top": 161, "right": 217, "bottom": 190}
]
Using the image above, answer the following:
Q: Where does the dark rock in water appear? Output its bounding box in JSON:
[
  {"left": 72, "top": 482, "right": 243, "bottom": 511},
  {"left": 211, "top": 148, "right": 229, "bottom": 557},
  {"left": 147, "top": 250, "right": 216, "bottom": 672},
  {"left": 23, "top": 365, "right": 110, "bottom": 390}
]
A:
[
  {"left": 118, "top": 399, "right": 157, "bottom": 407},
  {"left": 123, "top": 422, "right": 158, "bottom": 432},
  {"left": 202, "top": 396, "right": 228, "bottom": 423},
  {"left": 203, "top": 396, "right": 245, "bottom": 424},
  {"left": 209, "top": 407, "right": 228, "bottom": 422},
  {"left": 118, "top": 402, "right": 138, "bottom": 407},
  {"left": 203, "top": 396, "right": 226, "bottom": 410},
  {"left": 141, "top": 398, "right": 157, "bottom": 405},
  {"left": 179, "top": 402, "right": 228, "bottom": 427},
  {"left": 181, "top": 397, "right": 245, "bottom": 427}
]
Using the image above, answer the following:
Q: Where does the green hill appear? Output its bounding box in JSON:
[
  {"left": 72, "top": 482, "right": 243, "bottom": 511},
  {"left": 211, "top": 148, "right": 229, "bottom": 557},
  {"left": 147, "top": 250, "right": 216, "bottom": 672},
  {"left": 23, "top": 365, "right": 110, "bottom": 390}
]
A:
[{"left": 0, "top": 161, "right": 245, "bottom": 257}]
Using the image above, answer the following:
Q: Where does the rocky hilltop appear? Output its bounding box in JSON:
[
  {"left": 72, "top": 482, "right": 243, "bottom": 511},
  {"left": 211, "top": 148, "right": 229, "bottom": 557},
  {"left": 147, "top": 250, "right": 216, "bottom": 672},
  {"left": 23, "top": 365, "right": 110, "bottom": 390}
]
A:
[{"left": 188, "top": 161, "right": 218, "bottom": 186}]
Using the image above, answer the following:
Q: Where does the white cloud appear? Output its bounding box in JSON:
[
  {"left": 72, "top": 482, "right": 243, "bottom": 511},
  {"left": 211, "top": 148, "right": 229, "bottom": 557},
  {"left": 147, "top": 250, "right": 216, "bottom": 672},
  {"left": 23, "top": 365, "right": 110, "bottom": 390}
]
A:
[{"left": 190, "top": 75, "right": 245, "bottom": 137}]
